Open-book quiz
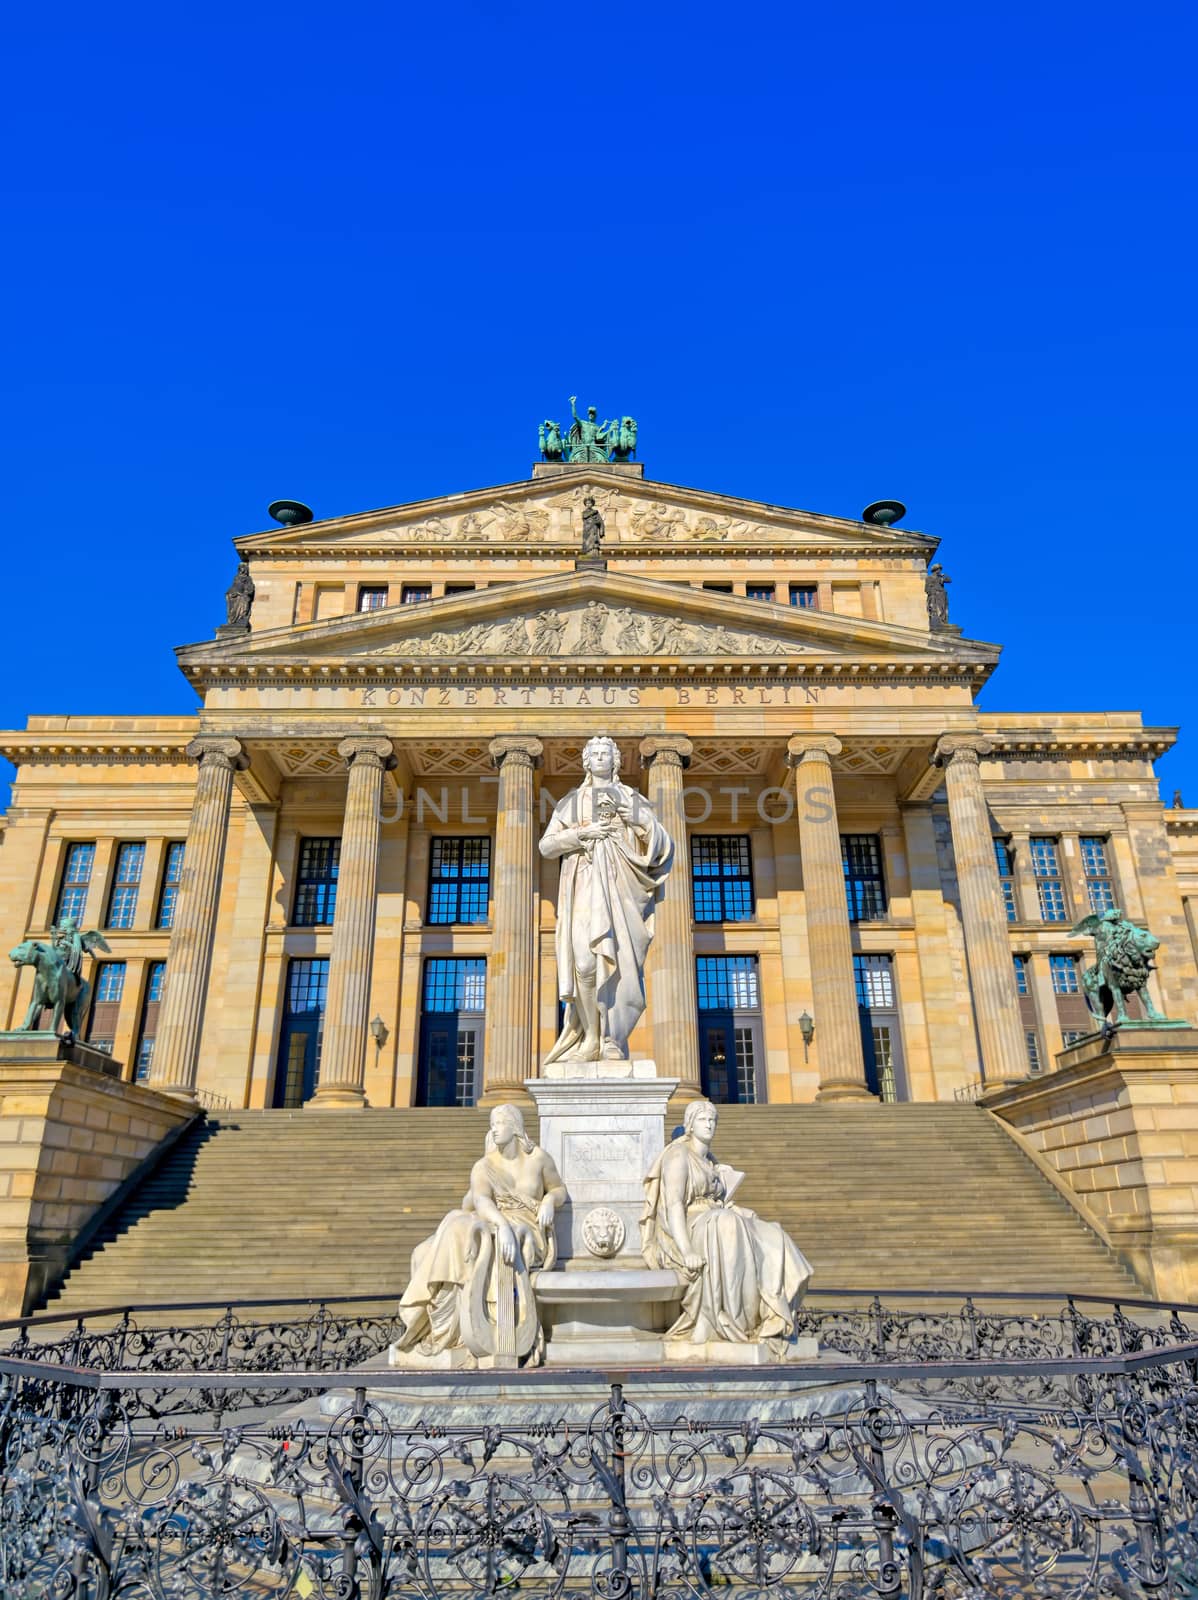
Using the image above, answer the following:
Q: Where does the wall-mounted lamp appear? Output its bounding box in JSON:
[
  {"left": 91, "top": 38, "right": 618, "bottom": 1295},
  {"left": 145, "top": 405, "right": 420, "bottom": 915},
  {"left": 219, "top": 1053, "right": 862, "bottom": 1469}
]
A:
[
  {"left": 370, "top": 1015, "right": 389, "bottom": 1051},
  {"left": 798, "top": 1011, "right": 814, "bottom": 1062}
]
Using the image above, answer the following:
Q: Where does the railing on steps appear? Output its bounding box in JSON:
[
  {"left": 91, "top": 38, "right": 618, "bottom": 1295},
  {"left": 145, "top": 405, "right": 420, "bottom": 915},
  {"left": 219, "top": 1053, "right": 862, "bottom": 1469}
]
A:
[
  {"left": 194, "top": 1086, "right": 233, "bottom": 1111},
  {"left": 2, "top": 1289, "right": 1197, "bottom": 1597}
]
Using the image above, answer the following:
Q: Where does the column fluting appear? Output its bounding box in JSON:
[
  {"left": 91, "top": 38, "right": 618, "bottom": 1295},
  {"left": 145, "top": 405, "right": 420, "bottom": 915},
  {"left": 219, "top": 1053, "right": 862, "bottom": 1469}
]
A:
[
  {"left": 639, "top": 735, "right": 702, "bottom": 1099},
  {"left": 935, "top": 734, "right": 1028, "bottom": 1086},
  {"left": 309, "top": 736, "right": 395, "bottom": 1109},
  {"left": 480, "top": 735, "right": 543, "bottom": 1103},
  {"left": 787, "top": 735, "right": 874, "bottom": 1100},
  {"left": 149, "top": 737, "right": 246, "bottom": 1099}
]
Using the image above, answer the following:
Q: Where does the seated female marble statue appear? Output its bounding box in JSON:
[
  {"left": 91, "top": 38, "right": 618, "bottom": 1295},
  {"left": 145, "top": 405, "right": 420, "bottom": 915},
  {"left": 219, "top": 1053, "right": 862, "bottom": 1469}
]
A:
[
  {"left": 394, "top": 1104, "right": 566, "bottom": 1366},
  {"left": 641, "top": 1100, "right": 812, "bottom": 1348}
]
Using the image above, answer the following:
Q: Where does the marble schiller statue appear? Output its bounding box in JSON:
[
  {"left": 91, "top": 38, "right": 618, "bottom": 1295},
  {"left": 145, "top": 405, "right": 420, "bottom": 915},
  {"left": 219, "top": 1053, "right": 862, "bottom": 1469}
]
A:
[
  {"left": 539, "top": 735, "right": 672, "bottom": 1064},
  {"left": 393, "top": 1104, "right": 566, "bottom": 1367},
  {"left": 642, "top": 1100, "right": 813, "bottom": 1348}
]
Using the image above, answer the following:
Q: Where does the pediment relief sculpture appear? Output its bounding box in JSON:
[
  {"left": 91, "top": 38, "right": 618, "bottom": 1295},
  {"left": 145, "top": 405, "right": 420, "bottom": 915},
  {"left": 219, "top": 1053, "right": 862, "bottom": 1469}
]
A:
[
  {"left": 371, "top": 601, "right": 800, "bottom": 659},
  {"left": 239, "top": 482, "right": 933, "bottom": 555}
]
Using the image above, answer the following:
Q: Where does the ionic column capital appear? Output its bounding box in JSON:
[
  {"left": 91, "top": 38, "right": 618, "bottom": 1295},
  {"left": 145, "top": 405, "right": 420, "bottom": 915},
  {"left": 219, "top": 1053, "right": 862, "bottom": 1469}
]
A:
[
  {"left": 488, "top": 735, "right": 543, "bottom": 772},
  {"left": 933, "top": 734, "right": 994, "bottom": 769},
  {"left": 638, "top": 734, "right": 693, "bottom": 771},
  {"left": 785, "top": 734, "right": 842, "bottom": 768},
  {"left": 185, "top": 736, "right": 248, "bottom": 773},
  {"left": 337, "top": 735, "right": 397, "bottom": 772}
]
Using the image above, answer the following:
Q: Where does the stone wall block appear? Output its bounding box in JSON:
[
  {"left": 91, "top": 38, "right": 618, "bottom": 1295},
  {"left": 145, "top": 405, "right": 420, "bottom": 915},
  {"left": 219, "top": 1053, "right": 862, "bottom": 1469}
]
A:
[
  {"left": 984, "top": 1026, "right": 1198, "bottom": 1300},
  {"left": 0, "top": 1052, "right": 193, "bottom": 1316}
]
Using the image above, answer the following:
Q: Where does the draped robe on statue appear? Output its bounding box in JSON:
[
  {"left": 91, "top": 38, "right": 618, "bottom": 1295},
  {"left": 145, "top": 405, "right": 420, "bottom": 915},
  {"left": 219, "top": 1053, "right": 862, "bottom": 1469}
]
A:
[
  {"left": 539, "top": 779, "right": 672, "bottom": 1062},
  {"left": 395, "top": 1155, "right": 555, "bottom": 1358},
  {"left": 641, "top": 1141, "right": 813, "bottom": 1344}
]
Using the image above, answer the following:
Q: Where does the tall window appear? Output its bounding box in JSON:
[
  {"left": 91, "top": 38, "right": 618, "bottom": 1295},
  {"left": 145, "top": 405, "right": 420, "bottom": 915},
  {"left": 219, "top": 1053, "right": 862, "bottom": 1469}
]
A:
[
  {"left": 157, "top": 842, "right": 185, "bottom": 929},
  {"left": 1031, "top": 837, "right": 1068, "bottom": 922},
  {"left": 746, "top": 583, "right": 775, "bottom": 602},
  {"left": 691, "top": 836, "right": 754, "bottom": 922},
  {"left": 842, "top": 834, "right": 887, "bottom": 921},
  {"left": 1050, "top": 953, "right": 1081, "bottom": 994},
  {"left": 993, "top": 838, "right": 1017, "bottom": 922},
  {"left": 1013, "top": 954, "right": 1029, "bottom": 995},
  {"left": 853, "top": 953, "right": 904, "bottom": 1102},
  {"left": 695, "top": 955, "right": 762, "bottom": 1104},
  {"left": 401, "top": 584, "right": 432, "bottom": 604},
  {"left": 789, "top": 584, "right": 818, "bottom": 609},
  {"left": 1062, "top": 1028, "right": 1090, "bottom": 1047},
  {"left": 135, "top": 961, "right": 167, "bottom": 1082},
  {"left": 56, "top": 843, "right": 95, "bottom": 924},
  {"left": 293, "top": 838, "right": 340, "bottom": 926},
  {"left": 274, "top": 958, "right": 330, "bottom": 1108},
  {"left": 1025, "top": 1031, "right": 1043, "bottom": 1073},
  {"left": 88, "top": 961, "right": 126, "bottom": 1053},
  {"left": 107, "top": 842, "right": 145, "bottom": 929},
  {"left": 1081, "top": 836, "right": 1116, "bottom": 913},
  {"left": 428, "top": 837, "right": 491, "bottom": 924},
  {"left": 358, "top": 585, "right": 389, "bottom": 610}
]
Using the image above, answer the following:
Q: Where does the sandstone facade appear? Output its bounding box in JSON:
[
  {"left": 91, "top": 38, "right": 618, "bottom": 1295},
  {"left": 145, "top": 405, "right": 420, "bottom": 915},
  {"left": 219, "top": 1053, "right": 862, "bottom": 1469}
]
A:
[{"left": 1, "top": 461, "right": 1194, "bottom": 1112}]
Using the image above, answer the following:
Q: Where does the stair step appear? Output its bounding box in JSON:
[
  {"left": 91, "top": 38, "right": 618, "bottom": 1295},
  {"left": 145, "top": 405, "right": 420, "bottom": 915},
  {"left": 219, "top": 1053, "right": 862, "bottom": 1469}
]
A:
[{"left": 43, "top": 1104, "right": 1137, "bottom": 1314}]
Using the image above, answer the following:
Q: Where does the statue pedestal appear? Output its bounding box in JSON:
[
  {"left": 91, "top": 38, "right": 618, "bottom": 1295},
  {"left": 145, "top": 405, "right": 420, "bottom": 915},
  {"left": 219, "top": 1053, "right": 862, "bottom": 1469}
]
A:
[{"left": 527, "top": 1074, "right": 677, "bottom": 1263}]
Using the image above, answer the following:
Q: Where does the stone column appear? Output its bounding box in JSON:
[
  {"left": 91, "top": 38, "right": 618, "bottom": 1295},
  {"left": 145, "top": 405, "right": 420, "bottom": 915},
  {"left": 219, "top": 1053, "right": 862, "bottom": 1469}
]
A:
[
  {"left": 639, "top": 736, "right": 702, "bottom": 1099},
  {"left": 150, "top": 737, "right": 246, "bottom": 1099},
  {"left": 480, "top": 736, "right": 543, "bottom": 1104},
  {"left": 934, "top": 735, "right": 1028, "bottom": 1086},
  {"left": 786, "top": 736, "right": 873, "bottom": 1100},
  {"left": 309, "top": 736, "right": 395, "bottom": 1110}
]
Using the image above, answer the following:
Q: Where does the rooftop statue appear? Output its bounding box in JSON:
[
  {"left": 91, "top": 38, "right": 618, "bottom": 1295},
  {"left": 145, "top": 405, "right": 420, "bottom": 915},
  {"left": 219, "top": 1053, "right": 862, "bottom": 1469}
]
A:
[
  {"left": 641, "top": 1099, "right": 813, "bottom": 1348},
  {"left": 538, "top": 398, "right": 638, "bottom": 463},
  {"left": 1071, "top": 907, "right": 1183, "bottom": 1028},
  {"left": 392, "top": 1103, "right": 566, "bottom": 1368},
  {"left": 580, "top": 494, "right": 605, "bottom": 555},
  {"left": 539, "top": 735, "right": 672, "bottom": 1064},
  {"left": 9, "top": 916, "right": 112, "bottom": 1038},
  {"left": 925, "top": 562, "right": 951, "bottom": 630},
  {"left": 222, "top": 561, "right": 255, "bottom": 633}
]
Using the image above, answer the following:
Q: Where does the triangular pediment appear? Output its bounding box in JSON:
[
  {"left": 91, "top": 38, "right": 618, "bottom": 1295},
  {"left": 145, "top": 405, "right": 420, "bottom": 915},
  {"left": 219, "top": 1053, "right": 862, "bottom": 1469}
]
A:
[
  {"left": 178, "top": 569, "right": 998, "bottom": 677},
  {"left": 232, "top": 472, "right": 938, "bottom": 558}
]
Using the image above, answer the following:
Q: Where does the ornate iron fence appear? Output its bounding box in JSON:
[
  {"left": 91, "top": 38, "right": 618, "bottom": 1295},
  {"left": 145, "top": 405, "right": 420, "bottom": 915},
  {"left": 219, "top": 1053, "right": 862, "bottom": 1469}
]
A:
[{"left": 2, "top": 1292, "right": 1198, "bottom": 1597}]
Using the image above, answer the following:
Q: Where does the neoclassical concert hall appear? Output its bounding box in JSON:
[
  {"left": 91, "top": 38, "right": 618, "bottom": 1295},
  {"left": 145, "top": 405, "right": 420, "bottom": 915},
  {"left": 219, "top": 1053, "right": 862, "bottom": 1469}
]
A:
[{"left": 2, "top": 454, "right": 1196, "bottom": 1114}]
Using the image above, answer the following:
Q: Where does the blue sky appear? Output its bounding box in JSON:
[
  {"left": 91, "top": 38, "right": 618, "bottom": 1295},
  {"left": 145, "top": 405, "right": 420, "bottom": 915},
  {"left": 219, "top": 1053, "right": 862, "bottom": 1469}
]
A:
[{"left": 2, "top": 1, "right": 1195, "bottom": 804}]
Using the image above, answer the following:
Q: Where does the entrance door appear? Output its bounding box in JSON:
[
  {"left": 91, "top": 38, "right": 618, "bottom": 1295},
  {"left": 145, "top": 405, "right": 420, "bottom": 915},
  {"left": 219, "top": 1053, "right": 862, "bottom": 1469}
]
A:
[
  {"left": 273, "top": 958, "right": 329, "bottom": 1108},
  {"left": 416, "top": 958, "right": 486, "bottom": 1106},
  {"left": 853, "top": 954, "right": 906, "bottom": 1102},
  {"left": 696, "top": 956, "right": 764, "bottom": 1104}
]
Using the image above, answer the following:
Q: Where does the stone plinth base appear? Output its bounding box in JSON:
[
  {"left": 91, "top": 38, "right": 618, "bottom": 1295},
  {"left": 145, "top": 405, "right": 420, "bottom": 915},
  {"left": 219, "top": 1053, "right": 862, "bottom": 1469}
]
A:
[
  {"left": 540, "top": 1057, "right": 657, "bottom": 1082},
  {"left": 983, "top": 1024, "right": 1198, "bottom": 1302},
  {"left": 0, "top": 1031, "right": 122, "bottom": 1079},
  {"left": 536, "top": 1265, "right": 683, "bottom": 1365},
  {"left": 388, "top": 1343, "right": 474, "bottom": 1370},
  {"left": 663, "top": 1336, "right": 821, "bottom": 1365},
  {"left": 528, "top": 1075, "right": 678, "bottom": 1261},
  {"left": 0, "top": 1044, "right": 194, "bottom": 1316}
]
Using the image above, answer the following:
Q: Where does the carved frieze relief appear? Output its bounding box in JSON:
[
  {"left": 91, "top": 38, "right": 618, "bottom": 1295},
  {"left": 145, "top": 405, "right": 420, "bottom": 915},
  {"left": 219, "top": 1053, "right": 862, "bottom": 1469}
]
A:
[
  {"left": 358, "top": 489, "right": 831, "bottom": 550},
  {"left": 370, "top": 601, "right": 799, "bottom": 659}
]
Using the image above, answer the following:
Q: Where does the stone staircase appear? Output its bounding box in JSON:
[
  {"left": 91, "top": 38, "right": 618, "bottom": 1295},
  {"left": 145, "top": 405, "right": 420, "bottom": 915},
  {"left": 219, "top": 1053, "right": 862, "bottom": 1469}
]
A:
[{"left": 42, "top": 1103, "right": 1138, "bottom": 1314}]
